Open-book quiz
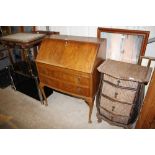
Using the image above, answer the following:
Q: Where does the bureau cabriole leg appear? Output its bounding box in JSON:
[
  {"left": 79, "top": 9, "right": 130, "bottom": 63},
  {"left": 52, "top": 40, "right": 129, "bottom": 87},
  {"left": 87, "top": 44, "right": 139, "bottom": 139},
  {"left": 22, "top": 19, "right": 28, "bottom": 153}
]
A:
[
  {"left": 86, "top": 100, "right": 94, "bottom": 124},
  {"left": 39, "top": 83, "right": 48, "bottom": 106},
  {"left": 89, "top": 104, "right": 93, "bottom": 123}
]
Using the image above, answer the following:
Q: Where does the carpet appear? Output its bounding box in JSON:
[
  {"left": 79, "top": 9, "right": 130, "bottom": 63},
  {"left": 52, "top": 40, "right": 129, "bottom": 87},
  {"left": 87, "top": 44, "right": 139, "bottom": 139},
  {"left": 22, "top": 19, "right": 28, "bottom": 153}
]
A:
[
  {"left": 0, "top": 114, "right": 17, "bottom": 129},
  {"left": 0, "top": 87, "right": 121, "bottom": 129}
]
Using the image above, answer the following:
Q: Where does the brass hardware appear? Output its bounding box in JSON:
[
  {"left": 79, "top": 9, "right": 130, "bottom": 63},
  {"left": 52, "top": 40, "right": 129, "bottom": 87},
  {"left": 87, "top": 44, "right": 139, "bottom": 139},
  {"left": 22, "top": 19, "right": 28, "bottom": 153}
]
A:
[
  {"left": 111, "top": 116, "right": 114, "bottom": 120},
  {"left": 114, "top": 92, "right": 118, "bottom": 98},
  {"left": 112, "top": 106, "right": 115, "bottom": 112},
  {"left": 117, "top": 80, "right": 120, "bottom": 86}
]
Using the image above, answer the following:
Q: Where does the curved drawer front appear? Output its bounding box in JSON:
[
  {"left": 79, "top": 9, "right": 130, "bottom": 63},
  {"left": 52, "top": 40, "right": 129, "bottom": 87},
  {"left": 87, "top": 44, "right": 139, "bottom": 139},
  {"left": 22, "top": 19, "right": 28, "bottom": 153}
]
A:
[
  {"left": 102, "top": 82, "right": 136, "bottom": 104},
  {"left": 104, "top": 74, "right": 138, "bottom": 89},
  {"left": 100, "top": 108, "right": 129, "bottom": 125},
  {"left": 100, "top": 96, "right": 132, "bottom": 116}
]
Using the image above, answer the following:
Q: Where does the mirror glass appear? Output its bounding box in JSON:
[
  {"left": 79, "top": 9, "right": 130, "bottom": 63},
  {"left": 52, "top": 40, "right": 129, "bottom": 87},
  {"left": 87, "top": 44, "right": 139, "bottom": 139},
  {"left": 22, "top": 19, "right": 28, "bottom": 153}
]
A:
[{"left": 100, "top": 32, "right": 144, "bottom": 64}]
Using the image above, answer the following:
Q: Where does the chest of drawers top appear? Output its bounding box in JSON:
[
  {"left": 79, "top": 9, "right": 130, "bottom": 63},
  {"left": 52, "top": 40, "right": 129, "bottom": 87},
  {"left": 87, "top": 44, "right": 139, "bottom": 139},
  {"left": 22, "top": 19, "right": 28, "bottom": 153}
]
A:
[{"left": 98, "top": 59, "right": 152, "bottom": 84}]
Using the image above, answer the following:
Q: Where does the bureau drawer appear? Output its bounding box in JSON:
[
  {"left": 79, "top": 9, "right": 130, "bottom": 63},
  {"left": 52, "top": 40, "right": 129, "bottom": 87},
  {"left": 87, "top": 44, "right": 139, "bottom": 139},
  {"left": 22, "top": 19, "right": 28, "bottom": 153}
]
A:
[
  {"left": 100, "top": 108, "right": 129, "bottom": 125},
  {"left": 62, "top": 83, "right": 90, "bottom": 97},
  {"left": 59, "top": 72, "right": 90, "bottom": 86},
  {"left": 104, "top": 74, "right": 138, "bottom": 89},
  {"left": 100, "top": 96, "right": 132, "bottom": 116},
  {"left": 39, "top": 74, "right": 90, "bottom": 97},
  {"left": 38, "top": 65, "right": 90, "bottom": 86},
  {"left": 39, "top": 75, "right": 60, "bottom": 88},
  {"left": 102, "top": 82, "right": 136, "bottom": 104}
]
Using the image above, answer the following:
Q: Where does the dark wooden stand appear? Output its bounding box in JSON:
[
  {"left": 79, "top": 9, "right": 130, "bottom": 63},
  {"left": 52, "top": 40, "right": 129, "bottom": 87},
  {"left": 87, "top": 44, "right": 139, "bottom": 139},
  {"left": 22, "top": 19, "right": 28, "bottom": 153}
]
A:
[{"left": 0, "top": 33, "right": 53, "bottom": 102}]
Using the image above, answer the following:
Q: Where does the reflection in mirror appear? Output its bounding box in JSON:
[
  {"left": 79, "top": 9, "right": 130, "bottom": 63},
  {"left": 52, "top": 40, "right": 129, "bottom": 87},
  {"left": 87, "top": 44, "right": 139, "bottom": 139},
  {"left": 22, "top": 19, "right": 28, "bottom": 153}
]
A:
[
  {"left": 101, "top": 32, "right": 143, "bottom": 64},
  {"left": 97, "top": 27, "right": 150, "bottom": 64}
]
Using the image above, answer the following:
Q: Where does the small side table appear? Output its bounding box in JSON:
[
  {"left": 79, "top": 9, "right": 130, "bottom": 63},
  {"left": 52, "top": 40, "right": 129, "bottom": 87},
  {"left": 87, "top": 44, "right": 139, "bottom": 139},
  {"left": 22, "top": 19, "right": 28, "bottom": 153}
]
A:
[{"left": 0, "top": 33, "right": 53, "bottom": 102}]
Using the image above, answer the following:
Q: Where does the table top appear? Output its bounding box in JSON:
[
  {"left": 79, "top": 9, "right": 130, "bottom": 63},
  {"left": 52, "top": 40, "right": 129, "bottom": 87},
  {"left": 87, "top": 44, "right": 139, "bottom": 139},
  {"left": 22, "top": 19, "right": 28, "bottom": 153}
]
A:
[
  {"left": 0, "top": 33, "right": 46, "bottom": 43},
  {"left": 98, "top": 59, "right": 152, "bottom": 83}
]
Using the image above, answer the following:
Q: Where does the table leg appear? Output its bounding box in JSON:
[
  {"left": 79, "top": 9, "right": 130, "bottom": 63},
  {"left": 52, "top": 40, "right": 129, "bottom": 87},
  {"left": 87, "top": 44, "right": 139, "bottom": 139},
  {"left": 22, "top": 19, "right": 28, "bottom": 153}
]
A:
[
  {"left": 33, "top": 76, "right": 44, "bottom": 104},
  {"left": 33, "top": 46, "right": 38, "bottom": 59},
  {"left": 23, "top": 48, "right": 33, "bottom": 76},
  {"left": 39, "top": 83, "right": 48, "bottom": 106},
  {"left": 7, "top": 48, "right": 14, "bottom": 65}
]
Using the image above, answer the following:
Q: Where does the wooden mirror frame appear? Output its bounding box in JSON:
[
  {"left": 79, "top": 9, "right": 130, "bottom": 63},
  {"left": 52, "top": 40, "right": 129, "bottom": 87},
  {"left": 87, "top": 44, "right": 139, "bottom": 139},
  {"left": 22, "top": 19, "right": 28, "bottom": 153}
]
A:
[{"left": 97, "top": 27, "right": 150, "bottom": 64}]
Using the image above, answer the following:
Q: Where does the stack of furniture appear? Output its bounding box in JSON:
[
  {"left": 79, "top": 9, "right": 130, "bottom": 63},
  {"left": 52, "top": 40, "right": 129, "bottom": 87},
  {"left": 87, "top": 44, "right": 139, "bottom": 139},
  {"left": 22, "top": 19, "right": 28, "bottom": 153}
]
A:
[
  {"left": 36, "top": 35, "right": 106, "bottom": 123},
  {"left": 96, "top": 59, "right": 152, "bottom": 128}
]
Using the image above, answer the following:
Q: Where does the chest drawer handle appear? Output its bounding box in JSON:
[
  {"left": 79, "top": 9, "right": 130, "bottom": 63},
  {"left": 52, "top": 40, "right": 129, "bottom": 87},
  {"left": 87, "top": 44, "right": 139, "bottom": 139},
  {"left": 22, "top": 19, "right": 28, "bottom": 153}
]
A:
[
  {"left": 112, "top": 106, "right": 115, "bottom": 112},
  {"left": 114, "top": 92, "right": 118, "bottom": 98},
  {"left": 117, "top": 80, "right": 120, "bottom": 86},
  {"left": 111, "top": 116, "right": 114, "bottom": 121}
]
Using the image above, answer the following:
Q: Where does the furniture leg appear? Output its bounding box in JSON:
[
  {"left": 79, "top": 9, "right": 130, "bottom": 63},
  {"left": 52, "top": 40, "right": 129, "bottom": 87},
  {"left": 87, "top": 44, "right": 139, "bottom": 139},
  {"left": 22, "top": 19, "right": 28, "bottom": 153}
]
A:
[
  {"left": 96, "top": 112, "right": 102, "bottom": 123},
  {"left": 23, "top": 48, "right": 33, "bottom": 76},
  {"left": 89, "top": 103, "right": 93, "bottom": 123},
  {"left": 33, "top": 76, "right": 44, "bottom": 104},
  {"left": 33, "top": 46, "right": 38, "bottom": 59},
  {"left": 21, "top": 49, "right": 26, "bottom": 61},
  {"left": 86, "top": 99, "right": 94, "bottom": 123},
  {"left": 7, "top": 66, "right": 16, "bottom": 90},
  {"left": 39, "top": 83, "right": 48, "bottom": 106},
  {"left": 7, "top": 48, "right": 14, "bottom": 65}
]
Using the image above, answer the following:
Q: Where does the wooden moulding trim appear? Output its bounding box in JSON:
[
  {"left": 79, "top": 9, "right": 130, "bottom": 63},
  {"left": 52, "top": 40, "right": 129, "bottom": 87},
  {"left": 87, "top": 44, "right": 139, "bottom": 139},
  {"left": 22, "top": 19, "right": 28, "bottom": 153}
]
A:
[{"left": 97, "top": 27, "right": 150, "bottom": 63}]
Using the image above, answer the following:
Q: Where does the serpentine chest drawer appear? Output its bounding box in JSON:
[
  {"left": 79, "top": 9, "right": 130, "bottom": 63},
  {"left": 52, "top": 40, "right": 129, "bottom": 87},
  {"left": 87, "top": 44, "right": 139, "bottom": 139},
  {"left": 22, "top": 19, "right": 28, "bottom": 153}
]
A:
[
  {"left": 96, "top": 59, "right": 152, "bottom": 128},
  {"left": 36, "top": 35, "right": 106, "bottom": 123}
]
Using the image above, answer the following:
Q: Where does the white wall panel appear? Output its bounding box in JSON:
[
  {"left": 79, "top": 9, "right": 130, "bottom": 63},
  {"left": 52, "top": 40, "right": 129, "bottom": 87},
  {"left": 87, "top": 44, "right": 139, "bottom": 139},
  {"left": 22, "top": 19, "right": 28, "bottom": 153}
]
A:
[
  {"left": 67, "top": 26, "right": 89, "bottom": 36},
  {"left": 37, "top": 26, "right": 155, "bottom": 59}
]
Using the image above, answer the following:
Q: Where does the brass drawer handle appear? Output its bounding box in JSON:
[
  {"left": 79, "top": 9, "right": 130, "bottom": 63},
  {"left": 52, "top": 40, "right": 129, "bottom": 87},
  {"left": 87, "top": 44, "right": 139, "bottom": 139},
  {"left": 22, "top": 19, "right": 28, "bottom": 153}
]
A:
[
  {"left": 112, "top": 106, "right": 115, "bottom": 112},
  {"left": 114, "top": 92, "right": 118, "bottom": 98},
  {"left": 117, "top": 80, "right": 120, "bottom": 86}
]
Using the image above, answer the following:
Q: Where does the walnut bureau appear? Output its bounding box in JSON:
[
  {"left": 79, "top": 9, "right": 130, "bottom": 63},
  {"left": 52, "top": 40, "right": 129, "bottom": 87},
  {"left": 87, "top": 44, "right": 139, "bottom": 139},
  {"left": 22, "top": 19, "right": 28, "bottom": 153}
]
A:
[{"left": 36, "top": 35, "right": 106, "bottom": 123}]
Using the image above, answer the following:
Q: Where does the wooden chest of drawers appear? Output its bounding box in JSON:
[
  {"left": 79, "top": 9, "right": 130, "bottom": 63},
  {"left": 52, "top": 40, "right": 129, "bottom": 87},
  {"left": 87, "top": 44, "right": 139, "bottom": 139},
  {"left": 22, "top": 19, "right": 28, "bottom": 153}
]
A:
[
  {"left": 36, "top": 35, "right": 106, "bottom": 123},
  {"left": 96, "top": 59, "right": 152, "bottom": 128}
]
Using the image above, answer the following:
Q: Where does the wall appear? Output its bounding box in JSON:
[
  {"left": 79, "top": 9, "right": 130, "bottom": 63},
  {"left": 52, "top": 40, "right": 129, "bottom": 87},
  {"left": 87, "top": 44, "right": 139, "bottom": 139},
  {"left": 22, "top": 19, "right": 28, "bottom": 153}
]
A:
[
  {"left": 37, "top": 26, "right": 154, "bottom": 56},
  {"left": 36, "top": 26, "right": 155, "bottom": 59}
]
